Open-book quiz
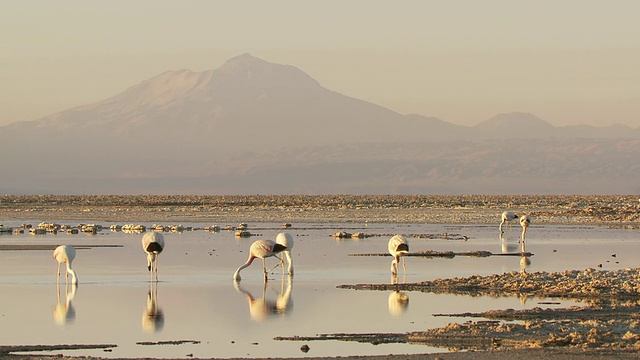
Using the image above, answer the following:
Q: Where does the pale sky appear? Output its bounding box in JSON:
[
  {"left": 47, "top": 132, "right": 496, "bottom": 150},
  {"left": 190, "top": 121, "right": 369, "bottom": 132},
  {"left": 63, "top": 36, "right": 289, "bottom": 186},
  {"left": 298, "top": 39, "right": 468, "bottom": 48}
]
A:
[{"left": 2, "top": 0, "right": 639, "bottom": 128}]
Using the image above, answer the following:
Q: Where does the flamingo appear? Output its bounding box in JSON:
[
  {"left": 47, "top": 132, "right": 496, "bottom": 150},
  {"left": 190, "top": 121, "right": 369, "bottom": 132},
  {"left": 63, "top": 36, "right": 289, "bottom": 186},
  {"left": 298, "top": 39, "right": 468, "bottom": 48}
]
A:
[
  {"left": 233, "top": 239, "right": 287, "bottom": 282},
  {"left": 142, "top": 232, "right": 165, "bottom": 282},
  {"left": 499, "top": 211, "right": 519, "bottom": 234},
  {"left": 275, "top": 232, "right": 294, "bottom": 276},
  {"left": 53, "top": 245, "right": 78, "bottom": 285},
  {"left": 520, "top": 215, "right": 531, "bottom": 242},
  {"left": 388, "top": 235, "right": 409, "bottom": 275}
]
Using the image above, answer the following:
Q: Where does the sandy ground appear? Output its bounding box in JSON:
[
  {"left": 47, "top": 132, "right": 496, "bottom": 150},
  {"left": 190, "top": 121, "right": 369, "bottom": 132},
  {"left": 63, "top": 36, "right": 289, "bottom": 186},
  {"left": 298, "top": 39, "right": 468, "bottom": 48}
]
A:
[{"left": 2, "top": 194, "right": 640, "bottom": 360}]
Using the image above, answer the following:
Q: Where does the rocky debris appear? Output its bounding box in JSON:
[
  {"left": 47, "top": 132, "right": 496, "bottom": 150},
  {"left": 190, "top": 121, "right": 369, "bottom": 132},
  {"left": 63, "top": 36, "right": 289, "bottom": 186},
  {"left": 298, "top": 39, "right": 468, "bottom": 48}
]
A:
[
  {"left": 348, "top": 250, "right": 510, "bottom": 258},
  {"left": 328, "top": 267, "right": 640, "bottom": 351},
  {"left": 1, "top": 194, "right": 639, "bottom": 224},
  {"left": 339, "top": 268, "right": 640, "bottom": 301}
]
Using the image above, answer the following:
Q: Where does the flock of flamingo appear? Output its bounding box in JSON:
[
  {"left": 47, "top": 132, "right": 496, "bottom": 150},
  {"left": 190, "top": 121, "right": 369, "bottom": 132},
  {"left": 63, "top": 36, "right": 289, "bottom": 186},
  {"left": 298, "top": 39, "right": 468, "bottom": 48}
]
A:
[{"left": 52, "top": 211, "right": 531, "bottom": 285}]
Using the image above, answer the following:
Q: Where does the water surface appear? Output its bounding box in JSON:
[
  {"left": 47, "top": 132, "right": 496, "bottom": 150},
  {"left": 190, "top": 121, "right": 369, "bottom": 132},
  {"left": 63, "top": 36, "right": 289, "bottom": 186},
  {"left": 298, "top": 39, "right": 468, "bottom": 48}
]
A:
[{"left": 0, "top": 220, "right": 636, "bottom": 358}]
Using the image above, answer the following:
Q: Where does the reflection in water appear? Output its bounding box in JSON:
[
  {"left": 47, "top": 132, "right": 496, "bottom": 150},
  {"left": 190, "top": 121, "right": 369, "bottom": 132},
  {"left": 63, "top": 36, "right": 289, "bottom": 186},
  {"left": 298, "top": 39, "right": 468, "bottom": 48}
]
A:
[
  {"left": 53, "top": 283, "right": 77, "bottom": 326},
  {"left": 499, "top": 234, "right": 518, "bottom": 253},
  {"left": 142, "top": 282, "right": 164, "bottom": 333},
  {"left": 519, "top": 241, "right": 531, "bottom": 304},
  {"left": 234, "top": 275, "right": 293, "bottom": 321},
  {"left": 388, "top": 274, "right": 409, "bottom": 316}
]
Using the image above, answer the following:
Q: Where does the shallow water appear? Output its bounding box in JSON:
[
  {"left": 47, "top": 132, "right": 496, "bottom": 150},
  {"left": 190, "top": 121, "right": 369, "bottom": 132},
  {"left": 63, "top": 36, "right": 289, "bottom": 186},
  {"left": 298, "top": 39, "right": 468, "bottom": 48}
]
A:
[{"left": 0, "top": 220, "right": 637, "bottom": 358}]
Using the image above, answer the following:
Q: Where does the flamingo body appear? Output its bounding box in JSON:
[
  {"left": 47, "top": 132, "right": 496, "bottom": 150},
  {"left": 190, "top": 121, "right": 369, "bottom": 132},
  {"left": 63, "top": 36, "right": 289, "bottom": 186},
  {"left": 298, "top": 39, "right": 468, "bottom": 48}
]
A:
[
  {"left": 500, "top": 211, "right": 519, "bottom": 233},
  {"left": 388, "top": 235, "right": 409, "bottom": 275},
  {"left": 53, "top": 245, "right": 78, "bottom": 285},
  {"left": 142, "top": 232, "right": 165, "bottom": 282},
  {"left": 233, "top": 239, "right": 287, "bottom": 282},
  {"left": 275, "top": 232, "right": 294, "bottom": 276}
]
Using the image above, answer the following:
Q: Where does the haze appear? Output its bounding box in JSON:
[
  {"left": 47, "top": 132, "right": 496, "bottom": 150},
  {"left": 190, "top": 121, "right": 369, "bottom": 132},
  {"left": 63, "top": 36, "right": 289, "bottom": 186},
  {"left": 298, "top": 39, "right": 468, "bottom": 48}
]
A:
[{"left": 2, "top": 0, "right": 639, "bottom": 128}]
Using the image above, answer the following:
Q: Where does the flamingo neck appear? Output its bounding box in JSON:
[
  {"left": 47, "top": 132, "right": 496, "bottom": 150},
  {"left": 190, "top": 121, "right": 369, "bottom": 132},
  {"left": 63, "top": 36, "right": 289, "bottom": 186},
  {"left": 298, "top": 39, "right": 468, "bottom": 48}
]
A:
[
  {"left": 147, "top": 253, "right": 156, "bottom": 270},
  {"left": 66, "top": 263, "right": 78, "bottom": 285},
  {"left": 233, "top": 255, "right": 256, "bottom": 281},
  {"left": 284, "top": 251, "right": 294, "bottom": 274}
]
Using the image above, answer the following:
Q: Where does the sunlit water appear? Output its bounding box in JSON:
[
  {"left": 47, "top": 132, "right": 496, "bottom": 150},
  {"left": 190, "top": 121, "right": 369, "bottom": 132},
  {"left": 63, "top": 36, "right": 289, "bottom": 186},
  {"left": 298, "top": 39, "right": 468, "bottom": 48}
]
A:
[{"left": 0, "top": 219, "right": 637, "bottom": 358}]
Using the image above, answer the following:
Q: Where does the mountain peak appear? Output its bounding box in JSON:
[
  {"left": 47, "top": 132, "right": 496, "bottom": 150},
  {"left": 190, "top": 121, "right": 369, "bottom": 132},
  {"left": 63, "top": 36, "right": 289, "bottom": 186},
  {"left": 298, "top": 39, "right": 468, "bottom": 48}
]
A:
[
  {"left": 476, "top": 112, "right": 554, "bottom": 128},
  {"left": 215, "top": 53, "right": 320, "bottom": 88},
  {"left": 218, "top": 53, "right": 266, "bottom": 73}
]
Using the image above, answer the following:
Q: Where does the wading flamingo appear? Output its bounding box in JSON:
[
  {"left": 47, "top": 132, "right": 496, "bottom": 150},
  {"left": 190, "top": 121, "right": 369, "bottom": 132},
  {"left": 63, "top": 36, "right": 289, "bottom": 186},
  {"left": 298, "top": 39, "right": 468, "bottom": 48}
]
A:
[
  {"left": 500, "top": 211, "right": 519, "bottom": 234},
  {"left": 388, "top": 235, "right": 409, "bottom": 275},
  {"left": 520, "top": 215, "right": 531, "bottom": 243},
  {"left": 275, "top": 232, "right": 294, "bottom": 276},
  {"left": 142, "top": 232, "right": 165, "bottom": 282},
  {"left": 233, "top": 239, "right": 287, "bottom": 282},
  {"left": 53, "top": 245, "right": 78, "bottom": 285}
]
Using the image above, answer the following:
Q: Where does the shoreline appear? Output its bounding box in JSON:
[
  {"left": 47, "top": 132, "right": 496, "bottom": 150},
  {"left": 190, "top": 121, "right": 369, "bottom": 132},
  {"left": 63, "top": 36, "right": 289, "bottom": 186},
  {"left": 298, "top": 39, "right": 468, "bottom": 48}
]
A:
[{"left": 1, "top": 194, "right": 639, "bottom": 225}]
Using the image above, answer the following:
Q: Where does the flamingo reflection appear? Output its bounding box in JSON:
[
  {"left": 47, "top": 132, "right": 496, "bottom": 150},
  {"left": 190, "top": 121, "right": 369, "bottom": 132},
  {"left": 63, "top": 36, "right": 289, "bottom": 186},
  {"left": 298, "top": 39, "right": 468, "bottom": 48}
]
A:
[
  {"left": 233, "top": 275, "right": 293, "bottom": 321},
  {"left": 142, "top": 282, "right": 164, "bottom": 333},
  {"left": 388, "top": 274, "right": 409, "bottom": 316},
  {"left": 53, "top": 283, "right": 77, "bottom": 326},
  {"left": 519, "top": 241, "right": 532, "bottom": 305},
  {"left": 499, "top": 233, "right": 518, "bottom": 253}
]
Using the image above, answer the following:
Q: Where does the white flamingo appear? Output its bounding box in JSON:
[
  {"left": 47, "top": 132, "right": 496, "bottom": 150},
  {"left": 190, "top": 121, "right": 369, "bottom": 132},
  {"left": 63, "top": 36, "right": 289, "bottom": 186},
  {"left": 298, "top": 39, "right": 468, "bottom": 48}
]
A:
[
  {"left": 499, "top": 211, "right": 519, "bottom": 234},
  {"left": 388, "top": 235, "right": 409, "bottom": 275},
  {"left": 275, "top": 232, "right": 294, "bottom": 276},
  {"left": 233, "top": 239, "right": 287, "bottom": 282},
  {"left": 142, "top": 232, "right": 165, "bottom": 282},
  {"left": 53, "top": 245, "right": 78, "bottom": 285},
  {"left": 520, "top": 215, "right": 531, "bottom": 242}
]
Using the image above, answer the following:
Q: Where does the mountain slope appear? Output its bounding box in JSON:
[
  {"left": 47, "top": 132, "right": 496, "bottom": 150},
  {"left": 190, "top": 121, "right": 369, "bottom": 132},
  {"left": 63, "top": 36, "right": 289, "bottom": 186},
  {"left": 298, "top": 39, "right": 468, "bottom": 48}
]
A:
[{"left": 1, "top": 54, "right": 638, "bottom": 194}]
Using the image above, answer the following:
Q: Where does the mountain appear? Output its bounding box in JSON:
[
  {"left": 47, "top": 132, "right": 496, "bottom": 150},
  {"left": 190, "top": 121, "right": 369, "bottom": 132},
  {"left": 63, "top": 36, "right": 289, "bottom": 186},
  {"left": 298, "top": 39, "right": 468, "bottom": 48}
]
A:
[
  {"left": 1, "top": 53, "right": 639, "bottom": 195},
  {"left": 475, "top": 112, "right": 638, "bottom": 139}
]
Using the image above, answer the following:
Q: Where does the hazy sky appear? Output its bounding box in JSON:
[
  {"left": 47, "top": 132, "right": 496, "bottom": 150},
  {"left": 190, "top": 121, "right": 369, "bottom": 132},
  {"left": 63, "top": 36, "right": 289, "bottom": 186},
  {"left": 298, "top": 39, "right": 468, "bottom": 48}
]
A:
[{"left": 2, "top": 1, "right": 639, "bottom": 128}]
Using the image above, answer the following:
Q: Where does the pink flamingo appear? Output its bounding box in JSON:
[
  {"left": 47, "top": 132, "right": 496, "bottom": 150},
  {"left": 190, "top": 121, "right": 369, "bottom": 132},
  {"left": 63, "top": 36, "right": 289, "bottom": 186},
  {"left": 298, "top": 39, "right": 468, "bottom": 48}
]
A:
[{"left": 234, "top": 239, "right": 287, "bottom": 282}]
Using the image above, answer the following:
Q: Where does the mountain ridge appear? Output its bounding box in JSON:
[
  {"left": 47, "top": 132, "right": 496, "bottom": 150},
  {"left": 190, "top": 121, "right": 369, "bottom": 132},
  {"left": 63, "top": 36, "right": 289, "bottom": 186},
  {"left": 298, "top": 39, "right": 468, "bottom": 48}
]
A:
[{"left": 2, "top": 53, "right": 639, "bottom": 195}]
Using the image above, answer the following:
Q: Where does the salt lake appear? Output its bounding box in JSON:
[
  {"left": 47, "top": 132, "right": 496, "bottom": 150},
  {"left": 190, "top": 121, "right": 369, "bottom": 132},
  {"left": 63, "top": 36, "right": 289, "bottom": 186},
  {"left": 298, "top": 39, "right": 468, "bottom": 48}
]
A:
[{"left": 0, "top": 219, "right": 638, "bottom": 358}]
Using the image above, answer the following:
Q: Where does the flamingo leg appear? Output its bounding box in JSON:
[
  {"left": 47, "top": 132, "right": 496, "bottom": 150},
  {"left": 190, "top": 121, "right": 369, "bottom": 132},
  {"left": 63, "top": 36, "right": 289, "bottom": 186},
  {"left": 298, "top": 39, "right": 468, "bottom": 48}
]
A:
[
  {"left": 402, "top": 257, "right": 406, "bottom": 274},
  {"left": 155, "top": 256, "right": 159, "bottom": 282},
  {"left": 266, "top": 255, "right": 285, "bottom": 273},
  {"left": 262, "top": 258, "right": 268, "bottom": 281},
  {"left": 57, "top": 262, "right": 61, "bottom": 283}
]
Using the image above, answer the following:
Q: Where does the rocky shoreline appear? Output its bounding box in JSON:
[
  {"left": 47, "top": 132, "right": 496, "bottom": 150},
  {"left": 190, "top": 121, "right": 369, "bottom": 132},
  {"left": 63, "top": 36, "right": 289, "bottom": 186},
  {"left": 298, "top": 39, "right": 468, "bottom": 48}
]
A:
[
  {"left": 1, "top": 194, "right": 639, "bottom": 225},
  {"left": 332, "top": 268, "right": 640, "bottom": 352}
]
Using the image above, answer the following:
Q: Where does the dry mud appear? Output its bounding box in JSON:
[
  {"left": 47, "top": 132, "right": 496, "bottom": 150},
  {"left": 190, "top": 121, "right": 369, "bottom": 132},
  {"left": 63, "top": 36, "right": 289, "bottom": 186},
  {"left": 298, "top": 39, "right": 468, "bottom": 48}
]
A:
[{"left": 2, "top": 194, "right": 640, "bottom": 360}]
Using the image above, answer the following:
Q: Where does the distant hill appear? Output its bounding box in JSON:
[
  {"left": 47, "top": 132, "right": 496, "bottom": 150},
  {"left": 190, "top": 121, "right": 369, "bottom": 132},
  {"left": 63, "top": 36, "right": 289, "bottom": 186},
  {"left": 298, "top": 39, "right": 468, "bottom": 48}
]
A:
[{"left": 1, "top": 53, "right": 639, "bottom": 195}]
